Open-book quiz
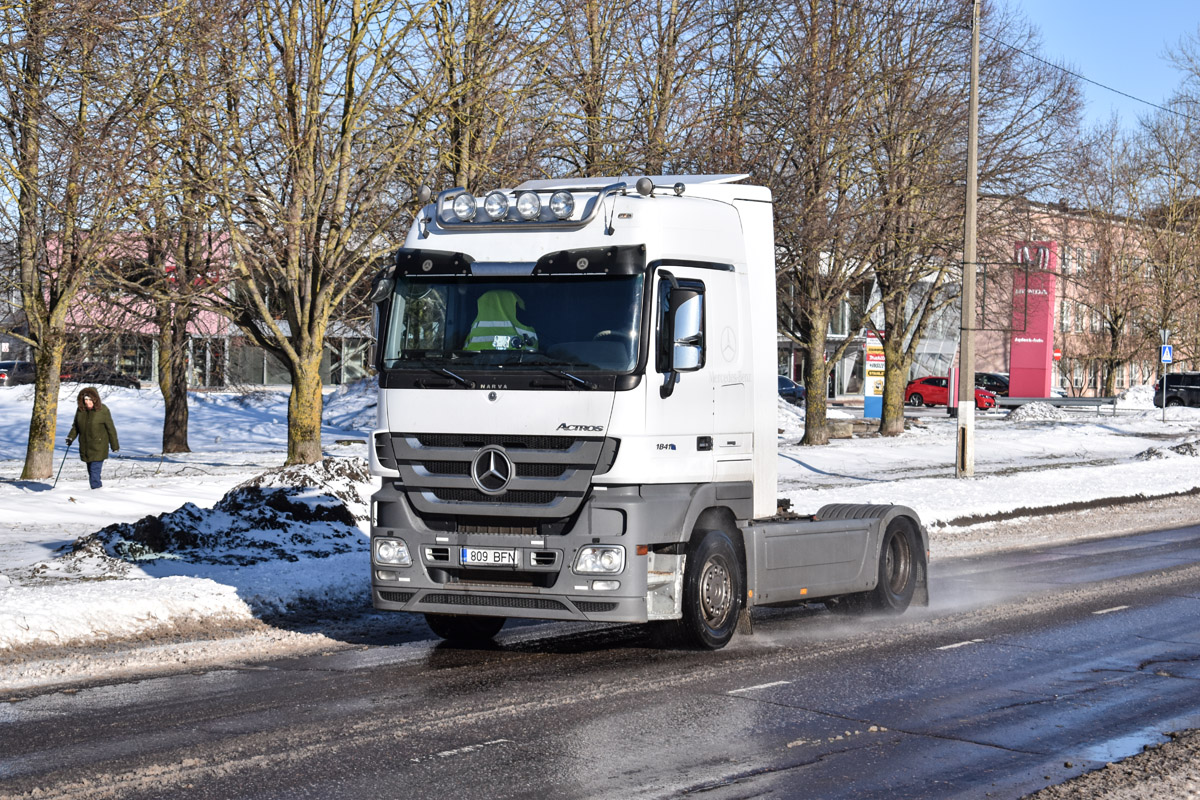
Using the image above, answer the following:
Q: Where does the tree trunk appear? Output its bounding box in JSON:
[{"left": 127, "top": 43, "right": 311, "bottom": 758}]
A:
[
  {"left": 159, "top": 304, "right": 192, "bottom": 454},
  {"left": 801, "top": 310, "right": 831, "bottom": 446},
  {"left": 21, "top": 337, "right": 65, "bottom": 480},
  {"left": 879, "top": 331, "right": 910, "bottom": 437},
  {"left": 287, "top": 357, "right": 324, "bottom": 465}
]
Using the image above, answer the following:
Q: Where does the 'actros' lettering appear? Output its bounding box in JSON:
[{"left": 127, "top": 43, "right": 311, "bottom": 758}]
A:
[{"left": 557, "top": 423, "right": 604, "bottom": 432}]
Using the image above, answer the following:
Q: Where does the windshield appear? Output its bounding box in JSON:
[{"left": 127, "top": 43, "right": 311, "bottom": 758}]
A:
[{"left": 382, "top": 274, "right": 644, "bottom": 373}]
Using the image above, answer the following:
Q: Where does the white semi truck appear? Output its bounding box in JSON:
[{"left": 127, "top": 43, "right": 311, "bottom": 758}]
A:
[{"left": 367, "top": 174, "right": 927, "bottom": 649}]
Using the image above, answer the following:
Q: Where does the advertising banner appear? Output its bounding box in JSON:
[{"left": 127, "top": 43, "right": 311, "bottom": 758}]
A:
[
  {"left": 1009, "top": 242, "right": 1057, "bottom": 397},
  {"left": 863, "top": 331, "right": 886, "bottom": 419}
]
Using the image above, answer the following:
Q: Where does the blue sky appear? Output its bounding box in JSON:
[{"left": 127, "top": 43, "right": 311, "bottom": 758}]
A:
[{"left": 1010, "top": 0, "right": 1200, "bottom": 128}]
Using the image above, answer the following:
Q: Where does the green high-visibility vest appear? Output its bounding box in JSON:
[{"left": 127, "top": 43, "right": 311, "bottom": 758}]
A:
[{"left": 464, "top": 290, "right": 538, "bottom": 351}]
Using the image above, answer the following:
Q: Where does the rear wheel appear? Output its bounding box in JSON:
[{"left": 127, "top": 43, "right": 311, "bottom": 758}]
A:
[
  {"left": 677, "top": 530, "right": 743, "bottom": 650},
  {"left": 907, "top": 393, "right": 924, "bottom": 407},
  {"left": 1167, "top": 397, "right": 1184, "bottom": 407},
  {"left": 866, "top": 519, "right": 918, "bottom": 613},
  {"left": 831, "top": 518, "right": 918, "bottom": 615},
  {"left": 424, "top": 613, "right": 506, "bottom": 643}
]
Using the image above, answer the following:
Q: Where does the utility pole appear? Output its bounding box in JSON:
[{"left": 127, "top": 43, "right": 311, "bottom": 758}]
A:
[{"left": 956, "top": 0, "right": 980, "bottom": 478}]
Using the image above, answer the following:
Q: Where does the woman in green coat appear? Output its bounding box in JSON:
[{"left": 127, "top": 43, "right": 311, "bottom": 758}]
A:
[{"left": 66, "top": 387, "right": 119, "bottom": 489}]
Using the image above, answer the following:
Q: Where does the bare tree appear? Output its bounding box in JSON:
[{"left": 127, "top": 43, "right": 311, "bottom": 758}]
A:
[
  {"left": 206, "top": 0, "right": 448, "bottom": 465},
  {"left": 0, "top": 0, "right": 169, "bottom": 478},
  {"left": 760, "top": 0, "right": 882, "bottom": 445}
]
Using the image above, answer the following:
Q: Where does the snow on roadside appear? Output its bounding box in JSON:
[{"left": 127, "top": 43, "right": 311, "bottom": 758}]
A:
[{"left": 2, "top": 458, "right": 374, "bottom": 651}]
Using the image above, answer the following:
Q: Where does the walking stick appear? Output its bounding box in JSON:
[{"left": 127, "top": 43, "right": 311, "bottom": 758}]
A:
[{"left": 53, "top": 441, "right": 73, "bottom": 488}]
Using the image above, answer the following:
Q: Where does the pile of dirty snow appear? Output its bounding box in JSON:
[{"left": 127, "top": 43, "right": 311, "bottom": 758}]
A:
[
  {"left": 1116, "top": 384, "right": 1157, "bottom": 410},
  {"left": 55, "top": 458, "right": 371, "bottom": 571},
  {"left": 1007, "top": 401, "right": 1070, "bottom": 422},
  {"left": 1135, "top": 439, "right": 1200, "bottom": 460}
]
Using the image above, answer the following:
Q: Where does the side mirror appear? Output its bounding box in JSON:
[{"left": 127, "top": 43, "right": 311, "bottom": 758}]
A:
[
  {"left": 657, "top": 274, "right": 705, "bottom": 398},
  {"left": 669, "top": 291, "right": 704, "bottom": 371}
]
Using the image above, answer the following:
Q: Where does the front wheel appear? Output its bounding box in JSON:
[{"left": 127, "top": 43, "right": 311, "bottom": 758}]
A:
[
  {"left": 677, "top": 530, "right": 744, "bottom": 650},
  {"left": 425, "top": 613, "right": 506, "bottom": 643}
]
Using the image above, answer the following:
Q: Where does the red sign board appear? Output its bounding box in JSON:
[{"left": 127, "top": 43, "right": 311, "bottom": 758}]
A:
[{"left": 1009, "top": 242, "right": 1058, "bottom": 397}]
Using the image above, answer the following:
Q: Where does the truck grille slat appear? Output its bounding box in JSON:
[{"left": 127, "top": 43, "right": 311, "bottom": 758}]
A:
[{"left": 424, "top": 593, "right": 566, "bottom": 611}]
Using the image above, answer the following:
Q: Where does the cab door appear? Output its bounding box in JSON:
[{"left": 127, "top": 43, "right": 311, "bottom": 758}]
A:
[{"left": 644, "top": 265, "right": 715, "bottom": 484}]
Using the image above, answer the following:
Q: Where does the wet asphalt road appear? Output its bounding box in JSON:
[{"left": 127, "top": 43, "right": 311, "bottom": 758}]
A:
[{"left": 3, "top": 525, "right": 1200, "bottom": 800}]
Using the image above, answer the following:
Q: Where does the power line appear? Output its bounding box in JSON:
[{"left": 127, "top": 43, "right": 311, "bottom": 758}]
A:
[{"left": 979, "top": 28, "right": 1200, "bottom": 126}]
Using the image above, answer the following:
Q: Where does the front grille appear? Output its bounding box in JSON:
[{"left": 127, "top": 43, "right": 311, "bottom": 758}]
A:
[
  {"left": 459, "top": 524, "right": 538, "bottom": 535},
  {"left": 415, "top": 433, "right": 576, "bottom": 451},
  {"left": 424, "top": 461, "right": 471, "bottom": 476},
  {"left": 424, "top": 593, "right": 567, "bottom": 611},
  {"left": 378, "top": 590, "right": 414, "bottom": 603},
  {"left": 392, "top": 432, "right": 607, "bottom": 519},
  {"left": 432, "top": 488, "right": 558, "bottom": 505},
  {"left": 518, "top": 463, "right": 568, "bottom": 478},
  {"left": 575, "top": 601, "right": 619, "bottom": 613}
]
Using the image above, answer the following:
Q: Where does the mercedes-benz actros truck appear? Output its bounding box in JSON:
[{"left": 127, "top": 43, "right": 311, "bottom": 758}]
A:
[{"left": 367, "top": 174, "right": 927, "bottom": 649}]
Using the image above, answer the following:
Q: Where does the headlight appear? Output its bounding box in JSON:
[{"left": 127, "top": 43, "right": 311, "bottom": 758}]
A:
[
  {"left": 452, "top": 192, "right": 477, "bottom": 221},
  {"left": 516, "top": 192, "right": 541, "bottom": 220},
  {"left": 374, "top": 537, "right": 412, "bottom": 566},
  {"left": 484, "top": 191, "right": 509, "bottom": 220},
  {"left": 549, "top": 190, "right": 575, "bottom": 219},
  {"left": 574, "top": 545, "right": 624, "bottom": 574}
]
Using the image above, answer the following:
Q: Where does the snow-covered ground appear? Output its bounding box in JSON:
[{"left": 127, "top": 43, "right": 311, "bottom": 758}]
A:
[{"left": 3, "top": 380, "right": 1200, "bottom": 658}]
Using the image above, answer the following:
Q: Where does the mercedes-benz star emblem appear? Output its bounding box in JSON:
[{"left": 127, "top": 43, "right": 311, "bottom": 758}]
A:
[{"left": 471, "top": 446, "right": 513, "bottom": 495}]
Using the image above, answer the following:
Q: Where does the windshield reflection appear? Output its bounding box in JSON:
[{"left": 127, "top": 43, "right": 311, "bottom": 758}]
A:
[{"left": 382, "top": 275, "right": 644, "bottom": 373}]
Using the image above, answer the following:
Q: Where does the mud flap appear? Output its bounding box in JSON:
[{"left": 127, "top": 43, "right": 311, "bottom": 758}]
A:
[{"left": 736, "top": 607, "right": 754, "bottom": 635}]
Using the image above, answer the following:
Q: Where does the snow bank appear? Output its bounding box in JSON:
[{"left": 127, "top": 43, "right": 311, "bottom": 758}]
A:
[
  {"left": 1, "top": 457, "right": 374, "bottom": 651},
  {"left": 1007, "top": 401, "right": 1070, "bottom": 422}
]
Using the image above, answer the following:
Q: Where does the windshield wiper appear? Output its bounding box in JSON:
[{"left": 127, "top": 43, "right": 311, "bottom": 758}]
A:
[
  {"left": 416, "top": 361, "right": 475, "bottom": 389},
  {"left": 538, "top": 368, "right": 597, "bottom": 390}
]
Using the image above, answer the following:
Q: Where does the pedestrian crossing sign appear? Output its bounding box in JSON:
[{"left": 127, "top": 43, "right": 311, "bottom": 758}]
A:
[{"left": 1161, "top": 344, "right": 1173, "bottom": 363}]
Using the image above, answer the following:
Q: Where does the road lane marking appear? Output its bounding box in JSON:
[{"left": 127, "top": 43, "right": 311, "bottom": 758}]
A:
[
  {"left": 411, "top": 739, "right": 512, "bottom": 763},
  {"left": 937, "top": 639, "right": 985, "bottom": 650},
  {"left": 1093, "top": 605, "right": 1130, "bottom": 615},
  {"left": 728, "top": 681, "right": 791, "bottom": 695}
]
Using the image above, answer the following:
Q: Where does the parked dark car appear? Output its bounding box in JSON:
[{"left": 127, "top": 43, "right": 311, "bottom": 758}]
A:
[
  {"left": 974, "top": 371, "right": 1010, "bottom": 397},
  {"left": 60, "top": 362, "right": 141, "bottom": 390},
  {"left": 904, "top": 375, "right": 997, "bottom": 410},
  {"left": 778, "top": 374, "right": 807, "bottom": 405},
  {"left": 1153, "top": 372, "right": 1200, "bottom": 408},
  {"left": 0, "top": 360, "right": 35, "bottom": 386}
]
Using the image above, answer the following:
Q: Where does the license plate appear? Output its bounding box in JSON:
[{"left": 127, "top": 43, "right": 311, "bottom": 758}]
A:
[{"left": 460, "top": 547, "right": 518, "bottom": 567}]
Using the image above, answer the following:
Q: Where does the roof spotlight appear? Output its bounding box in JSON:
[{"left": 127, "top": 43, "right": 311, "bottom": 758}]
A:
[
  {"left": 516, "top": 192, "right": 541, "bottom": 220},
  {"left": 549, "top": 190, "right": 575, "bottom": 219},
  {"left": 452, "top": 192, "right": 477, "bottom": 221},
  {"left": 484, "top": 191, "right": 509, "bottom": 220}
]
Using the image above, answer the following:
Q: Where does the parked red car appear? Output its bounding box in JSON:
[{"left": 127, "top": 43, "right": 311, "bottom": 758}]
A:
[{"left": 905, "top": 376, "right": 997, "bottom": 410}]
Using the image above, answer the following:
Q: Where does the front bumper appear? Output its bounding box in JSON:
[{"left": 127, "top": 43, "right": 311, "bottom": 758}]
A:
[{"left": 369, "top": 481, "right": 691, "bottom": 623}]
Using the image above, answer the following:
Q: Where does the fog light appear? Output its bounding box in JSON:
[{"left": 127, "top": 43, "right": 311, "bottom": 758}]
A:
[
  {"left": 374, "top": 538, "right": 412, "bottom": 566},
  {"left": 516, "top": 191, "right": 541, "bottom": 220},
  {"left": 484, "top": 191, "right": 509, "bottom": 220},
  {"left": 549, "top": 190, "right": 575, "bottom": 219},
  {"left": 452, "top": 193, "right": 477, "bottom": 221},
  {"left": 592, "top": 580, "right": 620, "bottom": 591},
  {"left": 574, "top": 545, "right": 624, "bottom": 574},
  {"left": 376, "top": 569, "right": 398, "bottom": 581}
]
